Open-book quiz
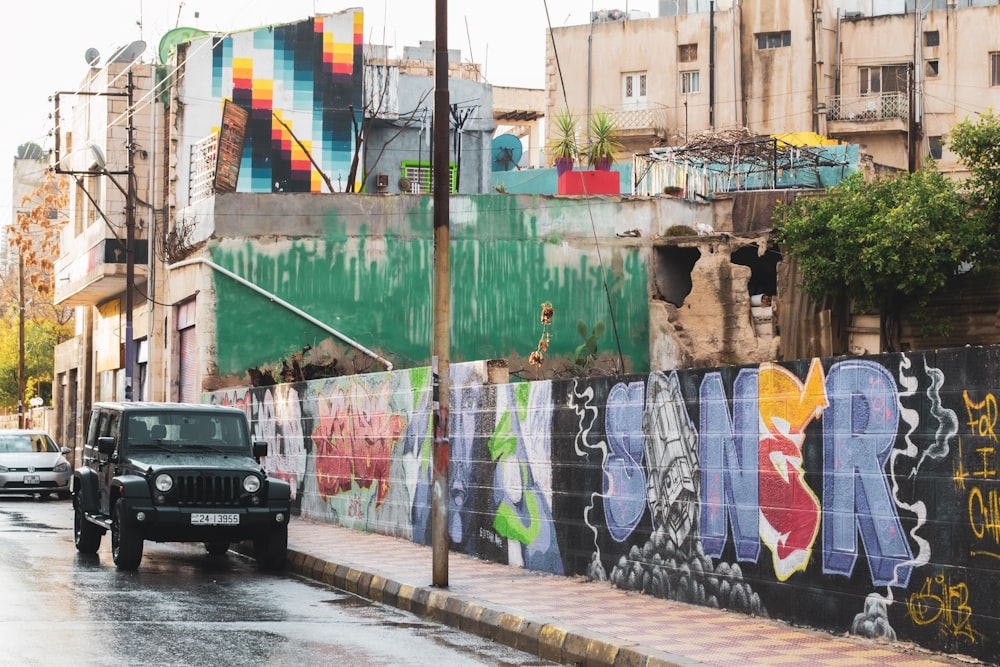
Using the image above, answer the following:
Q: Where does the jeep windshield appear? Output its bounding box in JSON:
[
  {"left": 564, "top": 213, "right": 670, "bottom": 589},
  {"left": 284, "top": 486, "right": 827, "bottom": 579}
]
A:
[{"left": 125, "top": 412, "right": 250, "bottom": 454}]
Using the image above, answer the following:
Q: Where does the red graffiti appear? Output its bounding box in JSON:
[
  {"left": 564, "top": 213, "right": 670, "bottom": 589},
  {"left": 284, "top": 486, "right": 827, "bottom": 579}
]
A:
[
  {"left": 757, "top": 360, "right": 826, "bottom": 580},
  {"left": 312, "top": 382, "right": 406, "bottom": 507}
]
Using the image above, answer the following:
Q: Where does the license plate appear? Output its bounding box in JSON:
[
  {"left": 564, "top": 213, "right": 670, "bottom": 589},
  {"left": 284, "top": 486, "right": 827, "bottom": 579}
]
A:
[
  {"left": 191, "top": 513, "right": 240, "bottom": 526},
  {"left": 23, "top": 475, "right": 39, "bottom": 485}
]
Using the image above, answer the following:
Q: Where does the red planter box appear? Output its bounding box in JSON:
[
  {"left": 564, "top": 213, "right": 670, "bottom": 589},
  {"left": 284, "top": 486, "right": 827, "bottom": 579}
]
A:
[{"left": 558, "top": 169, "right": 620, "bottom": 195}]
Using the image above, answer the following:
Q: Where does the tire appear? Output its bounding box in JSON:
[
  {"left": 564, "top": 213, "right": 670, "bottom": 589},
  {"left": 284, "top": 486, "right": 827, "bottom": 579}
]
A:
[
  {"left": 58, "top": 490, "right": 71, "bottom": 501},
  {"left": 111, "top": 499, "right": 143, "bottom": 570},
  {"left": 205, "top": 541, "right": 230, "bottom": 556},
  {"left": 73, "top": 494, "right": 102, "bottom": 554},
  {"left": 253, "top": 526, "right": 288, "bottom": 571}
]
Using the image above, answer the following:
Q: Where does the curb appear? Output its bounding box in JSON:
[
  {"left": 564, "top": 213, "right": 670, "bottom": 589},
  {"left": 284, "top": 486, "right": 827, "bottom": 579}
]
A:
[{"left": 235, "top": 543, "right": 702, "bottom": 667}]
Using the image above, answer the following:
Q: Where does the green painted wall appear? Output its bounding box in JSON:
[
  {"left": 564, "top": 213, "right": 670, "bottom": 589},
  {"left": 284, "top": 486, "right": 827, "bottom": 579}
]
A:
[{"left": 210, "top": 195, "right": 650, "bottom": 377}]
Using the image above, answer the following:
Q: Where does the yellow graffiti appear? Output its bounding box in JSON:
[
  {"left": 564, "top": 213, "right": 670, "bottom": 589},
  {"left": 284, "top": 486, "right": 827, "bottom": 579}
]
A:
[
  {"left": 906, "top": 573, "right": 978, "bottom": 643},
  {"left": 758, "top": 358, "right": 828, "bottom": 434},
  {"left": 953, "top": 436, "right": 971, "bottom": 492},
  {"left": 963, "top": 391, "right": 998, "bottom": 443},
  {"left": 968, "top": 485, "right": 1000, "bottom": 544}
]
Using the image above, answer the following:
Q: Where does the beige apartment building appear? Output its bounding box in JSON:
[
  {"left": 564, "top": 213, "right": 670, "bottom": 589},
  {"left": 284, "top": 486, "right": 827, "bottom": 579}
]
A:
[{"left": 546, "top": 0, "right": 1000, "bottom": 173}]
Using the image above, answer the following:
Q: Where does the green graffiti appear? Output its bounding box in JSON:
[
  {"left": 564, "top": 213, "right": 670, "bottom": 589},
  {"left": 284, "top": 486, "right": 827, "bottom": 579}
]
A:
[
  {"left": 494, "top": 480, "right": 542, "bottom": 545},
  {"left": 210, "top": 196, "right": 649, "bottom": 376}
]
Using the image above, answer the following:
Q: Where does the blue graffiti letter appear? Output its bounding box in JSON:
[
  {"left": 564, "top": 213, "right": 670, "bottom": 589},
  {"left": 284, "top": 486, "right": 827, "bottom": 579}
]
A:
[
  {"left": 823, "top": 360, "right": 912, "bottom": 587},
  {"left": 699, "top": 369, "right": 760, "bottom": 562}
]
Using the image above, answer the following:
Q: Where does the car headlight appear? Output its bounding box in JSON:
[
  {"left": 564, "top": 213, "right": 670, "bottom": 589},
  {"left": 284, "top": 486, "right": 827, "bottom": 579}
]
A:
[
  {"left": 243, "top": 475, "right": 261, "bottom": 493},
  {"left": 154, "top": 473, "right": 174, "bottom": 492},
  {"left": 53, "top": 460, "right": 70, "bottom": 473},
  {"left": 0, "top": 464, "right": 7, "bottom": 472}
]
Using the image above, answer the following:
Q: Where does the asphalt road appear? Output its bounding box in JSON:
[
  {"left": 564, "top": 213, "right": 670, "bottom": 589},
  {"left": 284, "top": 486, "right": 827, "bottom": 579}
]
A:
[{"left": 0, "top": 495, "right": 554, "bottom": 667}]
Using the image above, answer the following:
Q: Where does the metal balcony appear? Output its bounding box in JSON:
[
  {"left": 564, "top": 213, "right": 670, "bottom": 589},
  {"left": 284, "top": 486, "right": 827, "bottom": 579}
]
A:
[{"left": 826, "top": 92, "right": 910, "bottom": 129}]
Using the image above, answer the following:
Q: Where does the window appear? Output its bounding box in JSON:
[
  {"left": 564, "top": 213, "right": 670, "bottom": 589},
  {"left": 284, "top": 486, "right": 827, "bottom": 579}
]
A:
[
  {"left": 928, "top": 136, "right": 943, "bottom": 160},
  {"left": 679, "top": 44, "right": 698, "bottom": 62},
  {"left": 924, "top": 31, "right": 939, "bottom": 47},
  {"left": 622, "top": 71, "right": 648, "bottom": 108},
  {"left": 681, "top": 70, "right": 700, "bottom": 94},
  {"left": 992, "top": 52, "right": 1000, "bottom": 87},
  {"left": 859, "top": 65, "right": 908, "bottom": 95},
  {"left": 925, "top": 60, "right": 939, "bottom": 77},
  {"left": 756, "top": 31, "right": 791, "bottom": 50}
]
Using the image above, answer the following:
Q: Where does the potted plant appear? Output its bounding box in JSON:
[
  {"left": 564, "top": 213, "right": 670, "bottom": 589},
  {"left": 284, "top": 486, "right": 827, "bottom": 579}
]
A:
[
  {"left": 585, "top": 109, "right": 623, "bottom": 171},
  {"left": 548, "top": 108, "right": 580, "bottom": 176}
]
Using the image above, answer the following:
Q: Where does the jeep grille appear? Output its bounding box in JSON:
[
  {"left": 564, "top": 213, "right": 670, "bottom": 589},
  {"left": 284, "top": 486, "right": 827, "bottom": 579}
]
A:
[{"left": 172, "top": 473, "right": 244, "bottom": 506}]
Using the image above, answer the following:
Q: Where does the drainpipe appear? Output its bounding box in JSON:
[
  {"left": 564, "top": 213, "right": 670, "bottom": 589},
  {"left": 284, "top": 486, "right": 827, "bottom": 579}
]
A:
[
  {"left": 168, "top": 257, "right": 393, "bottom": 371},
  {"left": 709, "top": 0, "right": 716, "bottom": 129}
]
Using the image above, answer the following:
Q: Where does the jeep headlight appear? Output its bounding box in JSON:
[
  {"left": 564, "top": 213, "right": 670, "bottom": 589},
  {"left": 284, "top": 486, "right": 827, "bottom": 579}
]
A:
[
  {"left": 243, "top": 475, "right": 261, "bottom": 493},
  {"left": 154, "top": 473, "right": 174, "bottom": 492}
]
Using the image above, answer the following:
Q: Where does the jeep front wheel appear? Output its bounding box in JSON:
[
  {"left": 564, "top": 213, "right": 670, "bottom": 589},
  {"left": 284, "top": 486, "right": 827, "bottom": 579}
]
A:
[
  {"left": 253, "top": 526, "right": 288, "bottom": 571},
  {"left": 205, "top": 541, "right": 230, "bottom": 556},
  {"left": 111, "top": 499, "right": 143, "bottom": 570},
  {"left": 73, "top": 494, "right": 102, "bottom": 554}
]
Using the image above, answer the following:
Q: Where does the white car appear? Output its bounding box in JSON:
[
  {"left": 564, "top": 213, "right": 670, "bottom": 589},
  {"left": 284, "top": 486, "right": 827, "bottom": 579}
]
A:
[{"left": 0, "top": 430, "right": 72, "bottom": 499}]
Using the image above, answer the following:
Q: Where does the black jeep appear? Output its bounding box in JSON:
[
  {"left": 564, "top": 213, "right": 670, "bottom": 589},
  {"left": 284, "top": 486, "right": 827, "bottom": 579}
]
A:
[{"left": 72, "top": 402, "right": 291, "bottom": 571}]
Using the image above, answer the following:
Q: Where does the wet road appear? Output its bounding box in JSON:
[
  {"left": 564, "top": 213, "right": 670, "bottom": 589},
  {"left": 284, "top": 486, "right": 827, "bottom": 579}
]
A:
[{"left": 0, "top": 496, "right": 554, "bottom": 667}]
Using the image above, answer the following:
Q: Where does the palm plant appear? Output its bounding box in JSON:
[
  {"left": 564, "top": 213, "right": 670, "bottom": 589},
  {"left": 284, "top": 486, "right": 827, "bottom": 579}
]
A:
[
  {"left": 548, "top": 109, "right": 580, "bottom": 168},
  {"left": 585, "top": 109, "right": 623, "bottom": 170}
]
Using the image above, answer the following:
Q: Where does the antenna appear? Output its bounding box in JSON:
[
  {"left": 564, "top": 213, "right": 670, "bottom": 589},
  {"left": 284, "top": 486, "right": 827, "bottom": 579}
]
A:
[{"left": 84, "top": 48, "right": 101, "bottom": 66}]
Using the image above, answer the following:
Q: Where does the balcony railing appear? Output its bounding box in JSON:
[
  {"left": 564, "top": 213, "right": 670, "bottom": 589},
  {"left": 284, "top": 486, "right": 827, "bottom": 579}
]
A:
[
  {"left": 608, "top": 107, "right": 666, "bottom": 132},
  {"left": 826, "top": 92, "right": 909, "bottom": 123}
]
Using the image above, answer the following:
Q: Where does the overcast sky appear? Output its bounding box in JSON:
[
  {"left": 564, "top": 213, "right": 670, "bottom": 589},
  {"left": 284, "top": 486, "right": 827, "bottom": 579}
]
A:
[{"left": 1, "top": 0, "right": 659, "bottom": 223}]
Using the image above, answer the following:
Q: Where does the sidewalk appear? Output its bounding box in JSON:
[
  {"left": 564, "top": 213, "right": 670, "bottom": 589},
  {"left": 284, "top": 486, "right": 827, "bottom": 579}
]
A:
[{"left": 274, "top": 517, "right": 982, "bottom": 667}]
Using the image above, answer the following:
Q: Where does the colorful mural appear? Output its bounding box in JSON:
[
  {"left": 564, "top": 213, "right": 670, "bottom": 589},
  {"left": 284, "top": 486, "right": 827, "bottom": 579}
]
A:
[
  {"left": 182, "top": 11, "right": 363, "bottom": 193},
  {"left": 206, "top": 346, "right": 1000, "bottom": 664}
]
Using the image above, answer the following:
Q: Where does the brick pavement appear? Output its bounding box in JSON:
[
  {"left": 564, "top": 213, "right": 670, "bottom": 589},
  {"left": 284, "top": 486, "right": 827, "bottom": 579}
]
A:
[{"left": 247, "top": 517, "right": 985, "bottom": 667}]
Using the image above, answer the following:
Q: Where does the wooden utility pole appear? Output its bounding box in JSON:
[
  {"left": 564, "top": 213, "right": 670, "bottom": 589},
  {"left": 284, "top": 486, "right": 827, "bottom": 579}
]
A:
[
  {"left": 17, "top": 251, "right": 25, "bottom": 429},
  {"left": 431, "top": 0, "right": 451, "bottom": 588},
  {"left": 124, "top": 69, "right": 136, "bottom": 401}
]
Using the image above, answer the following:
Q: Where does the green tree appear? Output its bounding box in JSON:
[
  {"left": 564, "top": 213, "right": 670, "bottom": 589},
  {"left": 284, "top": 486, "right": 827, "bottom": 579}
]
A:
[
  {"left": 950, "top": 109, "right": 1000, "bottom": 237},
  {"left": 774, "top": 168, "right": 991, "bottom": 351},
  {"left": 0, "top": 168, "right": 73, "bottom": 411},
  {"left": 0, "top": 317, "right": 71, "bottom": 408}
]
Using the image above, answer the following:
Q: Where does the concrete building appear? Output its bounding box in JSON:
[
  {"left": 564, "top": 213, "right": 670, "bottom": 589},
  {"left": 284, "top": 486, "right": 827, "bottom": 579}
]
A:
[
  {"left": 49, "top": 10, "right": 500, "bottom": 458},
  {"left": 545, "top": 0, "right": 1000, "bottom": 174}
]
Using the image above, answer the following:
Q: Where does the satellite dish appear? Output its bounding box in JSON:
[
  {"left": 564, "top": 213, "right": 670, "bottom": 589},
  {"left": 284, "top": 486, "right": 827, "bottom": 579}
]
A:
[
  {"left": 491, "top": 134, "right": 523, "bottom": 172},
  {"left": 88, "top": 144, "right": 106, "bottom": 171},
  {"left": 85, "top": 48, "right": 101, "bottom": 66},
  {"left": 108, "top": 40, "right": 147, "bottom": 64}
]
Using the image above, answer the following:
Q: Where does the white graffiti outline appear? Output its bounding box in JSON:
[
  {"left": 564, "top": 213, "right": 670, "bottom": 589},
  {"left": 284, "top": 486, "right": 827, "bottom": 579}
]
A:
[
  {"left": 886, "top": 355, "right": 956, "bottom": 595},
  {"left": 571, "top": 380, "right": 608, "bottom": 554}
]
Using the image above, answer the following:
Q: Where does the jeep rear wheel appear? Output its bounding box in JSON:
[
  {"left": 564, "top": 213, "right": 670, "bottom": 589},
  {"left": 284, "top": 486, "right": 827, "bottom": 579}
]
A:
[
  {"left": 253, "top": 526, "right": 288, "bottom": 571},
  {"left": 73, "top": 494, "right": 102, "bottom": 554},
  {"left": 111, "top": 499, "right": 143, "bottom": 570}
]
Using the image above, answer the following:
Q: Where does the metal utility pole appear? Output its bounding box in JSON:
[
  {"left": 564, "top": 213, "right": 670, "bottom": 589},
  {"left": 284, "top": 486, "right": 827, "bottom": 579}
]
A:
[{"left": 431, "top": 0, "right": 451, "bottom": 588}]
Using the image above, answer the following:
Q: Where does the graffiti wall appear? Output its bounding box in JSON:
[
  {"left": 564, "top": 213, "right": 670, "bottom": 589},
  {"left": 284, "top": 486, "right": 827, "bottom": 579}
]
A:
[
  {"left": 177, "top": 10, "right": 363, "bottom": 199},
  {"left": 206, "top": 346, "right": 1000, "bottom": 663}
]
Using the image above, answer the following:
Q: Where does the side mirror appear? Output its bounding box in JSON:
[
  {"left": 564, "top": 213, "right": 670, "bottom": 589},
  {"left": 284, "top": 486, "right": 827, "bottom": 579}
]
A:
[
  {"left": 97, "top": 436, "right": 116, "bottom": 456},
  {"left": 253, "top": 441, "right": 268, "bottom": 460},
  {"left": 60, "top": 446, "right": 71, "bottom": 455}
]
